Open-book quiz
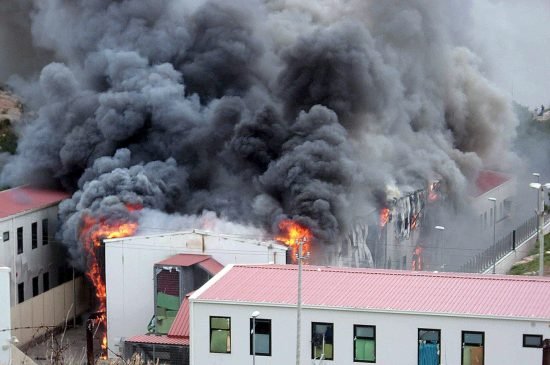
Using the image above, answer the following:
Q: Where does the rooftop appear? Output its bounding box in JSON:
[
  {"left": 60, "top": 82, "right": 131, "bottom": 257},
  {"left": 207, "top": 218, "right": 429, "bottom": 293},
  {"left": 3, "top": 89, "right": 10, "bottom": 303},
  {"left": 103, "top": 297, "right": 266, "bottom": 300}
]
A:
[
  {"left": 193, "top": 264, "right": 550, "bottom": 320},
  {"left": 474, "top": 170, "right": 510, "bottom": 197},
  {"left": 156, "top": 254, "right": 224, "bottom": 276},
  {"left": 0, "top": 186, "right": 69, "bottom": 220}
]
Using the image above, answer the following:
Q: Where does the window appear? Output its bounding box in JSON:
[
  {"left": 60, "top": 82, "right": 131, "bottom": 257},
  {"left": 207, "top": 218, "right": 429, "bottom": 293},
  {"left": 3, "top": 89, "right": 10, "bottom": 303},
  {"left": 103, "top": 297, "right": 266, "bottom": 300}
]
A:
[
  {"left": 523, "top": 334, "right": 543, "bottom": 348},
  {"left": 462, "top": 331, "right": 484, "bottom": 365},
  {"left": 43, "top": 272, "right": 50, "bottom": 292},
  {"left": 32, "top": 222, "right": 37, "bottom": 249},
  {"left": 17, "top": 282, "right": 24, "bottom": 303},
  {"left": 210, "top": 317, "right": 231, "bottom": 353},
  {"left": 354, "top": 325, "right": 375, "bottom": 362},
  {"left": 42, "top": 219, "right": 49, "bottom": 245},
  {"left": 17, "top": 227, "right": 23, "bottom": 254},
  {"left": 402, "top": 256, "right": 407, "bottom": 269},
  {"left": 250, "top": 318, "right": 271, "bottom": 356},
  {"left": 419, "top": 328, "right": 440, "bottom": 365},
  {"left": 2, "top": 231, "right": 8, "bottom": 242},
  {"left": 312, "top": 322, "right": 333, "bottom": 360},
  {"left": 32, "top": 276, "right": 39, "bottom": 297}
]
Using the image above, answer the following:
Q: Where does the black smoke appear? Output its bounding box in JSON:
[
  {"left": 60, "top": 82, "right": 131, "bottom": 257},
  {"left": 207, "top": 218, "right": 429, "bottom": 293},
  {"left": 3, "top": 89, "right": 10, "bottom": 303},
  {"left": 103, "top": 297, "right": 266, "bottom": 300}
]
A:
[{"left": 0, "top": 0, "right": 521, "bottom": 266}]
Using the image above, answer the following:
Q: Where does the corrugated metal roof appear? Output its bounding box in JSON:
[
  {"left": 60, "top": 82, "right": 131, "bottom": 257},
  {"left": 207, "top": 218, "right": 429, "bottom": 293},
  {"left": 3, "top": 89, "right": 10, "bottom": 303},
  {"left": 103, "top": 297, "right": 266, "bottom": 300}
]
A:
[
  {"left": 167, "top": 294, "right": 191, "bottom": 338},
  {"left": 125, "top": 334, "right": 189, "bottom": 346},
  {"left": 194, "top": 265, "right": 550, "bottom": 320},
  {"left": 199, "top": 258, "right": 224, "bottom": 275},
  {"left": 156, "top": 254, "right": 210, "bottom": 267},
  {"left": 0, "top": 186, "right": 69, "bottom": 219}
]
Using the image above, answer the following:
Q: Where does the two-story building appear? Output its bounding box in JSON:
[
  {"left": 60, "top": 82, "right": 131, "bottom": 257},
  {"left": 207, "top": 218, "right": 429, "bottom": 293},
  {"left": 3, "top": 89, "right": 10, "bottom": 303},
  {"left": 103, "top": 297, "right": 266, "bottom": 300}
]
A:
[
  {"left": 0, "top": 186, "right": 69, "bottom": 305},
  {"left": 190, "top": 264, "right": 550, "bottom": 365}
]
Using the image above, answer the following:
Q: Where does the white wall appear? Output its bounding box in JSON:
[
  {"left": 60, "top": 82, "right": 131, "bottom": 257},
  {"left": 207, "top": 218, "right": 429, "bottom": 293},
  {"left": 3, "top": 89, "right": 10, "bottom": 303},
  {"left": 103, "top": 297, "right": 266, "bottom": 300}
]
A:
[
  {"left": 0, "top": 205, "right": 64, "bottom": 306},
  {"left": 472, "top": 177, "right": 517, "bottom": 238},
  {"left": 0, "top": 267, "right": 11, "bottom": 365},
  {"left": 105, "top": 231, "right": 287, "bottom": 356},
  {"left": 190, "top": 301, "right": 549, "bottom": 365}
]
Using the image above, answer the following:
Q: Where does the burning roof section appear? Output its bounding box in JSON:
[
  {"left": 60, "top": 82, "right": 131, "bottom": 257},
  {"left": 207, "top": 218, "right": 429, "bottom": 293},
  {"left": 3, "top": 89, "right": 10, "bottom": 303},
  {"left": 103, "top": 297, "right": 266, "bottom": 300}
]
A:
[
  {"left": 193, "top": 264, "right": 550, "bottom": 320},
  {"left": 473, "top": 170, "right": 510, "bottom": 197},
  {"left": 0, "top": 186, "right": 69, "bottom": 219}
]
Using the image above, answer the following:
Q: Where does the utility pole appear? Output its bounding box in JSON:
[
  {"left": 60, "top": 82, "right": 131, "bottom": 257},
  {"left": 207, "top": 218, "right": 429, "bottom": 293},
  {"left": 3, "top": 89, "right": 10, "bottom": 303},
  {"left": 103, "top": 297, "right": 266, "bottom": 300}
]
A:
[
  {"left": 530, "top": 182, "right": 550, "bottom": 277},
  {"left": 296, "top": 237, "right": 306, "bottom": 365},
  {"left": 538, "top": 187, "right": 545, "bottom": 277}
]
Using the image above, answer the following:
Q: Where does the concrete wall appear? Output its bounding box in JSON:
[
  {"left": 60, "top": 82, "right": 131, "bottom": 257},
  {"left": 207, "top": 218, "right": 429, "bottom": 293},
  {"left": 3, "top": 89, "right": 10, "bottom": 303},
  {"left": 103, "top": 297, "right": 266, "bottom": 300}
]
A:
[
  {"left": 105, "top": 231, "right": 287, "bottom": 356},
  {"left": 0, "top": 205, "right": 65, "bottom": 306},
  {"left": 10, "top": 277, "right": 89, "bottom": 346},
  {"left": 0, "top": 268, "right": 11, "bottom": 365},
  {"left": 190, "top": 301, "right": 549, "bottom": 365}
]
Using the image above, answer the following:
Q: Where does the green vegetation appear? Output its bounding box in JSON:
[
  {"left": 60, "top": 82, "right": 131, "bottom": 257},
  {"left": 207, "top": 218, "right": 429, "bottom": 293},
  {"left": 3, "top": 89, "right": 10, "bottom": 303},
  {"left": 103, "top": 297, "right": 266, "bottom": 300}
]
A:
[
  {"left": 509, "top": 234, "right": 550, "bottom": 275},
  {"left": 0, "top": 118, "right": 17, "bottom": 154}
]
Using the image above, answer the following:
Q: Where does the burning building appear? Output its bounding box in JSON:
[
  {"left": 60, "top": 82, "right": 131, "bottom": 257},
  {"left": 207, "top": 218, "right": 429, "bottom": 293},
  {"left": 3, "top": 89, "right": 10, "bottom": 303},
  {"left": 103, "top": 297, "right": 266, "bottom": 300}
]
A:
[{"left": 0, "top": 0, "right": 531, "bottom": 357}]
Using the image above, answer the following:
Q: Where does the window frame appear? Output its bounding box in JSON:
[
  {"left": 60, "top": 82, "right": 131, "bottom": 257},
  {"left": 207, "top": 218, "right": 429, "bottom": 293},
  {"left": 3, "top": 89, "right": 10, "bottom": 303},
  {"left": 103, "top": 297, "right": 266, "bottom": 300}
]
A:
[
  {"left": 209, "top": 316, "right": 231, "bottom": 354},
  {"left": 17, "top": 227, "right": 23, "bottom": 254},
  {"left": 43, "top": 272, "right": 50, "bottom": 292},
  {"left": 354, "top": 324, "right": 376, "bottom": 363},
  {"left": 461, "top": 330, "right": 484, "bottom": 365},
  {"left": 418, "top": 328, "right": 441, "bottom": 365},
  {"left": 32, "top": 276, "right": 39, "bottom": 297},
  {"left": 249, "top": 318, "right": 272, "bottom": 356},
  {"left": 523, "top": 334, "right": 543, "bottom": 348},
  {"left": 17, "top": 282, "right": 24, "bottom": 303},
  {"left": 31, "top": 222, "right": 38, "bottom": 249},
  {"left": 311, "top": 321, "right": 334, "bottom": 360},
  {"left": 42, "top": 219, "right": 49, "bottom": 246}
]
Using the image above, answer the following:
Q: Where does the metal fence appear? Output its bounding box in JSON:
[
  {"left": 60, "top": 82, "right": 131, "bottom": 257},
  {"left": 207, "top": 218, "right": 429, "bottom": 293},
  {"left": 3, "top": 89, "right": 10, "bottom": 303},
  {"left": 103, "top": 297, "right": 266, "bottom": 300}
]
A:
[{"left": 458, "top": 214, "right": 545, "bottom": 273}]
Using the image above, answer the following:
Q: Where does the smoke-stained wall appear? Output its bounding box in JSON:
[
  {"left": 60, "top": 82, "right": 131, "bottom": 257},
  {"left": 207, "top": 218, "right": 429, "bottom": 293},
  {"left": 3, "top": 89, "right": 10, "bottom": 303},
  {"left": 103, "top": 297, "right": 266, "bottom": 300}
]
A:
[{"left": 0, "top": 0, "right": 524, "bottom": 267}]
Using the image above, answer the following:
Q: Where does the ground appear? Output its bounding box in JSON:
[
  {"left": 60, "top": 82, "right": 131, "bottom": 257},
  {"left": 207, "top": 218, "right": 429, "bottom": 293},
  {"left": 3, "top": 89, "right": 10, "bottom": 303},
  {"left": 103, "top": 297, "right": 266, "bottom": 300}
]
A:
[{"left": 508, "top": 233, "right": 550, "bottom": 275}]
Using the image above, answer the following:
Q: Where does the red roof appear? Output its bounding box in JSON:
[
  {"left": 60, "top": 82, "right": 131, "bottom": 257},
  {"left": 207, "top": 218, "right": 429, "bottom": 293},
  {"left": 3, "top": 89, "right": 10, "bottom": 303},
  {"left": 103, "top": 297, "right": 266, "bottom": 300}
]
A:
[
  {"left": 0, "top": 186, "right": 69, "bottom": 219},
  {"left": 156, "top": 254, "right": 223, "bottom": 275},
  {"left": 195, "top": 265, "right": 550, "bottom": 320},
  {"left": 168, "top": 294, "right": 191, "bottom": 338},
  {"left": 474, "top": 170, "right": 510, "bottom": 197},
  {"left": 125, "top": 334, "right": 188, "bottom": 346}
]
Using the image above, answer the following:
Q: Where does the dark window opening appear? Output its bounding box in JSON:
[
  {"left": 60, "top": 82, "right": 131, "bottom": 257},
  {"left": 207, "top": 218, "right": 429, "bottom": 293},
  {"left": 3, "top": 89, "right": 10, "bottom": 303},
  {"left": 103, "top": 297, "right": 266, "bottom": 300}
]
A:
[
  {"left": 17, "top": 282, "right": 24, "bottom": 303},
  {"left": 43, "top": 272, "right": 50, "bottom": 292},
  {"left": 32, "top": 222, "right": 37, "bottom": 249},
  {"left": 42, "top": 219, "right": 49, "bottom": 245},
  {"left": 32, "top": 276, "right": 39, "bottom": 297},
  {"left": 462, "top": 331, "right": 484, "bottom": 365},
  {"left": 419, "top": 328, "right": 440, "bottom": 365},
  {"left": 354, "top": 325, "right": 375, "bottom": 363},
  {"left": 312, "top": 322, "right": 333, "bottom": 360},
  {"left": 17, "top": 227, "right": 23, "bottom": 254},
  {"left": 250, "top": 318, "right": 271, "bottom": 356},
  {"left": 523, "top": 334, "right": 543, "bottom": 348},
  {"left": 2, "top": 231, "right": 8, "bottom": 242},
  {"left": 210, "top": 316, "right": 231, "bottom": 353}
]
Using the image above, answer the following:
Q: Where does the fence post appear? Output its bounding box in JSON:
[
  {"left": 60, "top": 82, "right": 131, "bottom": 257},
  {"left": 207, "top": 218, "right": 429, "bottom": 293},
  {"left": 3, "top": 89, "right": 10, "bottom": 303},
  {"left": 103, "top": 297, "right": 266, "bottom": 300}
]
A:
[{"left": 512, "top": 230, "right": 516, "bottom": 251}]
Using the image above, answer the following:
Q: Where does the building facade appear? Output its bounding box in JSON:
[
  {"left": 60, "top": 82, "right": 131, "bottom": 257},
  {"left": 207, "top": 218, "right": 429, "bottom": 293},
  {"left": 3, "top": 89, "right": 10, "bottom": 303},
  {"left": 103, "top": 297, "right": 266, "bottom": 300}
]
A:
[
  {"left": 0, "top": 187, "right": 69, "bottom": 306},
  {"left": 190, "top": 265, "right": 550, "bottom": 365},
  {"left": 105, "top": 230, "right": 287, "bottom": 356}
]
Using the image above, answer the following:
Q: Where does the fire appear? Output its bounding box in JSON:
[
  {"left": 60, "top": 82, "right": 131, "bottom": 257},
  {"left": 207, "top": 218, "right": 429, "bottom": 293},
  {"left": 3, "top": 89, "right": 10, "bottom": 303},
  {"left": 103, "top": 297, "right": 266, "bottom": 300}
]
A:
[
  {"left": 79, "top": 205, "right": 139, "bottom": 359},
  {"left": 379, "top": 208, "right": 390, "bottom": 227},
  {"left": 275, "top": 220, "right": 313, "bottom": 263}
]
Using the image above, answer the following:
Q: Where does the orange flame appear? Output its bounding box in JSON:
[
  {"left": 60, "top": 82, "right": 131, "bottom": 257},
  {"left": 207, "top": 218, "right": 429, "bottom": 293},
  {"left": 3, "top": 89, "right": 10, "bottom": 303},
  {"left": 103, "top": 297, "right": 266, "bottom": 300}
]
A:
[
  {"left": 428, "top": 182, "right": 440, "bottom": 202},
  {"left": 79, "top": 205, "right": 139, "bottom": 359},
  {"left": 275, "top": 220, "right": 313, "bottom": 264},
  {"left": 379, "top": 208, "right": 390, "bottom": 227}
]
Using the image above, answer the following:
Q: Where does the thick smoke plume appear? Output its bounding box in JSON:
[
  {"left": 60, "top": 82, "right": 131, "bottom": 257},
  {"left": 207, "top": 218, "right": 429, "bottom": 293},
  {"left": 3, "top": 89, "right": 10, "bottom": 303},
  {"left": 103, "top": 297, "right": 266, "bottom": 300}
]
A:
[{"left": 0, "top": 0, "right": 523, "bottom": 266}]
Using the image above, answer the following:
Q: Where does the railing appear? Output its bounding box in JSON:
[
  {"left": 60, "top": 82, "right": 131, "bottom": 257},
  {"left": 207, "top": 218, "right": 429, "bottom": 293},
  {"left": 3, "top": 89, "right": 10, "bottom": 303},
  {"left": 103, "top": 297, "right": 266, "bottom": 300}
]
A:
[{"left": 458, "top": 214, "right": 547, "bottom": 273}]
